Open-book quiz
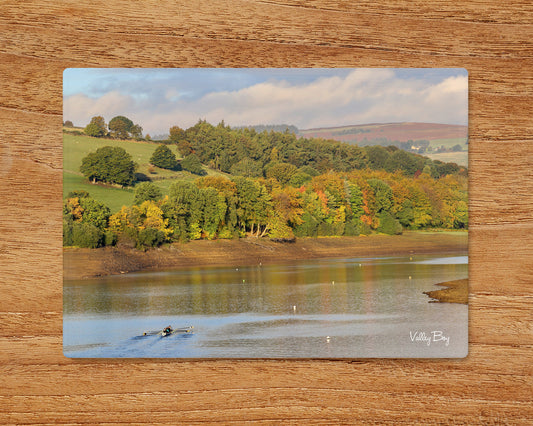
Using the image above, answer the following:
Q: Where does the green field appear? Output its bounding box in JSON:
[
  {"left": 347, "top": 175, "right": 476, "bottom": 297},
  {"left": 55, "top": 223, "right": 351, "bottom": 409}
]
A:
[
  {"left": 425, "top": 151, "right": 468, "bottom": 167},
  {"left": 63, "top": 172, "right": 135, "bottom": 212},
  {"left": 429, "top": 137, "right": 468, "bottom": 150},
  {"left": 425, "top": 138, "right": 468, "bottom": 167},
  {"left": 63, "top": 133, "right": 229, "bottom": 212}
]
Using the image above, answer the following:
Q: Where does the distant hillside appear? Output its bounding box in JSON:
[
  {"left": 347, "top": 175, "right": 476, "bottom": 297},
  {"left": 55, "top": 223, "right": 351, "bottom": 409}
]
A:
[
  {"left": 235, "top": 124, "right": 299, "bottom": 134},
  {"left": 299, "top": 122, "right": 467, "bottom": 143},
  {"left": 299, "top": 122, "right": 468, "bottom": 166}
]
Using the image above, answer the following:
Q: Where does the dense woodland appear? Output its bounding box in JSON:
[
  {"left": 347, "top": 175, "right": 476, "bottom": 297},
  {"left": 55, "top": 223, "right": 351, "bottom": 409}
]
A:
[{"left": 63, "top": 117, "right": 468, "bottom": 249}]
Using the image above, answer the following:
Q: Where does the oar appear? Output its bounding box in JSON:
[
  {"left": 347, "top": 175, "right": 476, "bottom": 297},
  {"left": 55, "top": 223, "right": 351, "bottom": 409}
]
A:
[
  {"left": 142, "top": 330, "right": 163, "bottom": 336},
  {"left": 171, "top": 326, "right": 194, "bottom": 334}
]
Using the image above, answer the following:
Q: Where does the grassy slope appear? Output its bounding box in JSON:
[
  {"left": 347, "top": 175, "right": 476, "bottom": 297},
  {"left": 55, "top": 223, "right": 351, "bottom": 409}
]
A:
[
  {"left": 426, "top": 137, "right": 468, "bottom": 166},
  {"left": 299, "top": 123, "right": 469, "bottom": 166},
  {"left": 63, "top": 133, "right": 229, "bottom": 212},
  {"left": 425, "top": 152, "right": 468, "bottom": 167},
  {"left": 430, "top": 137, "right": 467, "bottom": 149}
]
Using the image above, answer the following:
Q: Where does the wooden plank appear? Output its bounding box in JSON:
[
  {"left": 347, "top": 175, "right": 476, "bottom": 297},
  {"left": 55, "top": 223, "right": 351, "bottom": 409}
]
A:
[
  {"left": 0, "top": 0, "right": 531, "bottom": 423},
  {"left": 0, "top": 1, "right": 531, "bottom": 58}
]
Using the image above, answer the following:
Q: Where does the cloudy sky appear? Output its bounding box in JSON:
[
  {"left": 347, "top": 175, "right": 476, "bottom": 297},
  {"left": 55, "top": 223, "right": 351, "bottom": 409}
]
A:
[{"left": 64, "top": 68, "right": 468, "bottom": 135}]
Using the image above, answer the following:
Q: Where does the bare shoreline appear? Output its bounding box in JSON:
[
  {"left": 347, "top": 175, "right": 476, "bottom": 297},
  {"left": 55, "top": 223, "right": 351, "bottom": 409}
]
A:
[
  {"left": 424, "top": 279, "right": 469, "bottom": 304},
  {"left": 64, "top": 232, "right": 467, "bottom": 280}
]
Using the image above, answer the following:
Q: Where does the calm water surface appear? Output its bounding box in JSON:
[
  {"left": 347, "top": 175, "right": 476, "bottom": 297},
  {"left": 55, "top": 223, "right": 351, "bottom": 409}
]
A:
[{"left": 64, "top": 253, "right": 468, "bottom": 358}]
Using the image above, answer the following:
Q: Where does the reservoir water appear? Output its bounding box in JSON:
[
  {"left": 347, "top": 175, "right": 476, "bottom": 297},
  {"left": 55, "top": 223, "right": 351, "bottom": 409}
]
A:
[{"left": 63, "top": 253, "right": 468, "bottom": 358}]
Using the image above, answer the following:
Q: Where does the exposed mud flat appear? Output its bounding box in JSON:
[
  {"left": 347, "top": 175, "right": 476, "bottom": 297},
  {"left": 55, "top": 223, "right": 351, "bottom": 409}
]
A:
[{"left": 64, "top": 232, "right": 467, "bottom": 280}]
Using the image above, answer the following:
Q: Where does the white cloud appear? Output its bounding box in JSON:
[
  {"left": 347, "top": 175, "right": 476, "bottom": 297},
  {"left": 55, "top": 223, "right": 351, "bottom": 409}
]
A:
[{"left": 63, "top": 70, "right": 467, "bottom": 134}]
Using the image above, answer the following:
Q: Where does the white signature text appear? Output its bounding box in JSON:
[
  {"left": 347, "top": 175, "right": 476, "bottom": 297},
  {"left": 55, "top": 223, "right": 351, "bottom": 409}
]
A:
[{"left": 409, "top": 330, "right": 450, "bottom": 346}]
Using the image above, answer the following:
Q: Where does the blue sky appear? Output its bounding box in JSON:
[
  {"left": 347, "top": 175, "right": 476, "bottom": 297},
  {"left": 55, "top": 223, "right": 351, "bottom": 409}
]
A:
[{"left": 64, "top": 68, "right": 468, "bottom": 135}]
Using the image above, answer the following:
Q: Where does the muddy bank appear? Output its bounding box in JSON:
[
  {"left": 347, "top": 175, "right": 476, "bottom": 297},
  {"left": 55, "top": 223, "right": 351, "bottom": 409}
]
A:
[
  {"left": 64, "top": 231, "right": 467, "bottom": 280},
  {"left": 423, "top": 279, "right": 468, "bottom": 304}
]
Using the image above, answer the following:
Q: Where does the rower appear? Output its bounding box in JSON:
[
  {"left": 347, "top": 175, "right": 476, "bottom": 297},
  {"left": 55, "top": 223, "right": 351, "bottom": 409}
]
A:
[{"left": 163, "top": 325, "right": 173, "bottom": 334}]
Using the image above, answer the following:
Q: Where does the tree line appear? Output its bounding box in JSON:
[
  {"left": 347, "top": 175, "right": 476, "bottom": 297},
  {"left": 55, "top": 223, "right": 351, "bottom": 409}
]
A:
[
  {"left": 167, "top": 120, "right": 465, "bottom": 180},
  {"left": 65, "top": 116, "right": 467, "bottom": 248},
  {"left": 74, "top": 116, "right": 466, "bottom": 184},
  {"left": 64, "top": 168, "right": 467, "bottom": 249},
  {"left": 71, "top": 115, "right": 146, "bottom": 140}
]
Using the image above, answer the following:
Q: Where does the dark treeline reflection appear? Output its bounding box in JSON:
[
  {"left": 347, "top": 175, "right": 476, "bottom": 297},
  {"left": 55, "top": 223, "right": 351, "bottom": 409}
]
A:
[{"left": 64, "top": 256, "right": 466, "bottom": 317}]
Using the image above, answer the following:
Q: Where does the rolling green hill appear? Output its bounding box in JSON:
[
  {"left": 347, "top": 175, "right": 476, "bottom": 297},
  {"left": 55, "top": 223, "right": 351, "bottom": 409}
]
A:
[
  {"left": 63, "top": 133, "right": 228, "bottom": 212},
  {"left": 298, "top": 122, "right": 468, "bottom": 167}
]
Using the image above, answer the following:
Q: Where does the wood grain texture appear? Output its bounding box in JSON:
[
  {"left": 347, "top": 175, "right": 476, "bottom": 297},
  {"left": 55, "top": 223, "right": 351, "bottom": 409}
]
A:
[{"left": 1, "top": 0, "right": 532, "bottom": 423}]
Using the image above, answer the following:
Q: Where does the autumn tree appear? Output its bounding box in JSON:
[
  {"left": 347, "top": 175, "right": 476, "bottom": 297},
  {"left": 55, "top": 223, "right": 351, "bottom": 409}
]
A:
[
  {"left": 108, "top": 201, "right": 171, "bottom": 248},
  {"left": 177, "top": 140, "right": 194, "bottom": 157},
  {"left": 63, "top": 194, "right": 110, "bottom": 248},
  {"left": 169, "top": 125, "right": 185, "bottom": 143}
]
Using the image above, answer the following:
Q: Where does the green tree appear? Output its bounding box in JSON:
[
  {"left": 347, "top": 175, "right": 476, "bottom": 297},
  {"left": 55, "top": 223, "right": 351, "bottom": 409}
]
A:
[
  {"left": 137, "top": 227, "right": 166, "bottom": 248},
  {"left": 265, "top": 162, "right": 298, "bottom": 185},
  {"left": 150, "top": 145, "right": 179, "bottom": 170},
  {"left": 230, "top": 157, "right": 262, "bottom": 177},
  {"left": 299, "top": 165, "right": 320, "bottom": 177},
  {"left": 347, "top": 183, "right": 364, "bottom": 219},
  {"left": 108, "top": 116, "right": 134, "bottom": 139},
  {"left": 233, "top": 177, "right": 272, "bottom": 236},
  {"left": 288, "top": 171, "right": 312, "bottom": 187},
  {"left": 367, "top": 179, "right": 393, "bottom": 213},
  {"left": 80, "top": 146, "right": 136, "bottom": 186},
  {"left": 169, "top": 125, "right": 185, "bottom": 143},
  {"left": 134, "top": 182, "right": 163, "bottom": 205},
  {"left": 84, "top": 123, "right": 102, "bottom": 137},
  {"left": 201, "top": 187, "right": 227, "bottom": 239},
  {"left": 67, "top": 190, "right": 90, "bottom": 199},
  {"left": 294, "top": 211, "right": 319, "bottom": 237},
  {"left": 71, "top": 222, "right": 103, "bottom": 248},
  {"left": 384, "top": 150, "right": 421, "bottom": 176},
  {"left": 84, "top": 116, "right": 107, "bottom": 137},
  {"left": 365, "top": 146, "right": 390, "bottom": 169},
  {"left": 181, "top": 154, "right": 206, "bottom": 175},
  {"left": 377, "top": 211, "right": 403, "bottom": 235},
  {"left": 63, "top": 120, "right": 74, "bottom": 128},
  {"left": 167, "top": 181, "right": 205, "bottom": 240},
  {"left": 130, "top": 124, "right": 143, "bottom": 140},
  {"left": 78, "top": 197, "right": 111, "bottom": 229}
]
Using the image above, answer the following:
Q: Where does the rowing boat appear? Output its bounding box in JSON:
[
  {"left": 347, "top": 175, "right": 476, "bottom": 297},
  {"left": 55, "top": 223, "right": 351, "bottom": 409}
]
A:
[{"left": 142, "top": 326, "right": 194, "bottom": 337}]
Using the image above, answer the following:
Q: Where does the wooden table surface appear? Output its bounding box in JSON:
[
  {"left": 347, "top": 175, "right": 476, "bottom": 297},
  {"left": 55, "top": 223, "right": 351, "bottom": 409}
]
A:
[{"left": 1, "top": 1, "right": 532, "bottom": 424}]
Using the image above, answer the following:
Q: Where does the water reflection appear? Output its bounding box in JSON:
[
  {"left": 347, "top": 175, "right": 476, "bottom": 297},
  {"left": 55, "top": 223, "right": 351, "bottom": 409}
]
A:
[{"left": 64, "top": 254, "right": 468, "bottom": 358}]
